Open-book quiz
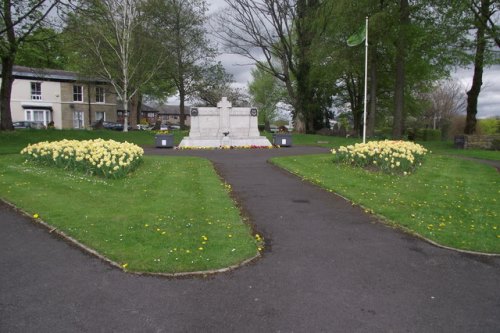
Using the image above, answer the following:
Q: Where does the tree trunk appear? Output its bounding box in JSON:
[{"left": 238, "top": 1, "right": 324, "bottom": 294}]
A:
[
  {"left": 295, "top": 0, "right": 318, "bottom": 133},
  {"left": 179, "top": 84, "right": 186, "bottom": 130},
  {"left": 264, "top": 119, "right": 270, "bottom": 132},
  {"left": 367, "top": 50, "right": 377, "bottom": 137},
  {"left": 282, "top": 71, "right": 304, "bottom": 132},
  {"left": 392, "top": 0, "right": 410, "bottom": 139},
  {"left": 136, "top": 93, "right": 142, "bottom": 125},
  {"left": 129, "top": 94, "right": 138, "bottom": 128},
  {"left": 0, "top": 56, "right": 15, "bottom": 131},
  {"left": 0, "top": 0, "right": 16, "bottom": 131},
  {"left": 465, "top": 0, "right": 489, "bottom": 134}
]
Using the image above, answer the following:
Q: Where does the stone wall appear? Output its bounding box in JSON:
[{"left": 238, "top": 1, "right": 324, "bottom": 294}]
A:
[{"left": 455, "top": 134, "right": 500, "bottom": 150}]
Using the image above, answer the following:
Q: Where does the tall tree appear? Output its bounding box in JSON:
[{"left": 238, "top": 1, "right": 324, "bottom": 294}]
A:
[
  {"left": 464, "top": 0, "right": 498, "bottom": 134},
  {"left": 0, "top": 0, "right": 61, "bottom": 130},
  {"left": 146, "top": 0, "right": 213, "bottom": 129},
  {"left": 248, "top": 65, "right": 286, "bottom": 131},
  {"left": 214, "top": 0, "right": 327, "bottom": 133},
  {"left": 66, "top": 0, "right": 163, "bottom": 131},
  {"left": 391, "top": 0, "right": 410, "bottom": 139}
]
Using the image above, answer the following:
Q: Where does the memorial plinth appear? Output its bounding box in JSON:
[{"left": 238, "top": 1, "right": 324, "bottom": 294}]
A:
[{"left": 179, "top": 97, "right": 272, "bottom": 148}]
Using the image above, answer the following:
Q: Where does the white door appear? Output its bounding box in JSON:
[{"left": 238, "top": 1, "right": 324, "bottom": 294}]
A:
[{"left": 73, "top": 111, "right": 84, "bottom": 129}]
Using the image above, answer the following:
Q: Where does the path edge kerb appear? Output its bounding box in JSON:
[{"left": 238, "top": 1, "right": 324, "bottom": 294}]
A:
[
  {"left": 1, "top": 198, "right": 261, "bottom": 278},
  {"left": 267, "top": 158, "right": 500, "bottom": 258}
]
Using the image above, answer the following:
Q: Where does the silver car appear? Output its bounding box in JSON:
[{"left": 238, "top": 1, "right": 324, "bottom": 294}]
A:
[{"left": 13, "top": 121, "right": 46, "bottom": 129}]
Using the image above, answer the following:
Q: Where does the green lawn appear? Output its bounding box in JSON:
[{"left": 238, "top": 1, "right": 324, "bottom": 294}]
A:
[
  {"left": 271, "top": 153, "right": 500, "bottom": 254},
  {"left": 263, "top": 131, "right": 500, "bottom": 161},
  {"left": 420, "top": 141, "right": 500, "bottom": 161},
  {"left": 0, "top": 129, "right": 188, "bottom": 155},
  {"left": 0, "top": 154, "right": 260, "bottom": 273}
]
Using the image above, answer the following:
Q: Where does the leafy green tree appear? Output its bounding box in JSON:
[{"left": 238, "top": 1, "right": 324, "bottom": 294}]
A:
[
  {"left": 248, "top": 66, "right": 286, "bottom": 131},
  {"left": 313, "top": 0, "right": 469, "bottom": 138},
  {"left": 214, "top": 0, "right": 329, "bottom": 133},
  {"left": 14, "top": 27, "right": 67, "bottom": 69},
  {"left": 146, "top": 0, "right": 214, "bottom": 129},
  {"left": 0, "top": 0, "right": 62, "bottom": 130},
  {"left": 64, "top": 0, "right": 164, "bottom": 130}
]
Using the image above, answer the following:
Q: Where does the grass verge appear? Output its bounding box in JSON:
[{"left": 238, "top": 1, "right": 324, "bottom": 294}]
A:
[
  {"left": 420, "top": 141, "right": 500, "bottom": 161},
  {"left": 271, "top": 154, "right": 499, "bottom": 254},
  {"left": 0, "top": 155, "right": 259, "bottom": 273}
]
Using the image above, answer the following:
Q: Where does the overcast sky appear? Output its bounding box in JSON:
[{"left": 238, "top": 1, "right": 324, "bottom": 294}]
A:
[{"left": 172, "top": 0, "right": 500, "bottom": 119}]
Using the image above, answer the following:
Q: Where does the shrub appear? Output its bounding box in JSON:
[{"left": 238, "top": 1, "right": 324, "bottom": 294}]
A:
[
  {"left": 477, "top": 118, "right": 500, "bottom": 135},
  {"left": 331, "top": 140, "right": 428, "bottom": 175},
  {"left": 21, "top": 139, "right": 144, "bottom": 179},
  {"left": 415, "top": 129, "right": 441, "bottom": 141}
]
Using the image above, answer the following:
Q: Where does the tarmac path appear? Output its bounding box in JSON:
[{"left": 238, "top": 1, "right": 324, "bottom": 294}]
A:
[{"left": 1, "top": 146, "right": 499, "bottom": 332}]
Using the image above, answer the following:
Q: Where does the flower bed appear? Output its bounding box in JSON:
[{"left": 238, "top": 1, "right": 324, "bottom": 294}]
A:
[
  {"left": 21, "top": 139, "right": 144, "bottom": 178},
  {"left": 331, "top": 140, "right": 428, "bottom": 175}
]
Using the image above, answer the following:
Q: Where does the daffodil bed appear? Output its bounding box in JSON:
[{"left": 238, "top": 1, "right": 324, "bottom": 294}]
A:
[
  {"left": 331, "top": 140, "right": 428, "bottom": 175},
  {"left": 271, "top": 154, "right": 499, "bottom": 254},
  {"left": 21, "top": 139, "right": 144, "bottom": 179},
  {"left": 0, "top": 155, "right": 263, "bottom": 273}
]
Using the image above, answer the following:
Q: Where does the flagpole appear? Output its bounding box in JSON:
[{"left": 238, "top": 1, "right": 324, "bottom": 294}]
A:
[{"left": 363, "top": 16, "right": 369, "bottom": 143}]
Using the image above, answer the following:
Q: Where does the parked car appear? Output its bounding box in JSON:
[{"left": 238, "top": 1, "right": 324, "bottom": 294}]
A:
[
  {"left": 160, "top": 124, "right": 170, "bottom": 131},
  {"left": 13, "top": 121, "right": 46, "bottom": 129},
  {"left": 92, "top": 121, "right": 132, "bottom": 131},
  {"left": 269, "top": 125, "right": 278, "bottom": 133},
  {"left": 136, "top": 124, "right": 152, "bottom": 130}
]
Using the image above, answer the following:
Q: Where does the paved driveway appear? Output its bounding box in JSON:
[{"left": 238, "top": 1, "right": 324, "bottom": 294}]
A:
[{"left": 1, "top": 146, "right": 499, "bottom": 332}]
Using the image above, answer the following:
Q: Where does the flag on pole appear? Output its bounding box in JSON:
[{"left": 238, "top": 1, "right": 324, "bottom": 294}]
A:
[
  {"left": 346, "top": 17, "right": 369, "bottom": 143},
  {"left": 347, "top": 25, "right": 366, "bottom": 47}
]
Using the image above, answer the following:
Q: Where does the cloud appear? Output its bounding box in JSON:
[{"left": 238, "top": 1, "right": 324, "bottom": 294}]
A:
[{"left": 216, "top": 53, "right": 254, "bottom": 86}]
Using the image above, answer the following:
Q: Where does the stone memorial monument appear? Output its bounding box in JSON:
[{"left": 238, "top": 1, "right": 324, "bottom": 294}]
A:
[{"left": 179, "top": 97, "right": 272, "bottom": 148}]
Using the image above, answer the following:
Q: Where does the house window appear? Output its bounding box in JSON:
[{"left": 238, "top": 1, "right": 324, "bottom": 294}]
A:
[
  {"left": 73, "top": 85, "right": 83, "bottom": 102},
  {"left": 95, "top": 111, "right": 105, "bottom": 122},
  {"left": 31, "top": 82, "right": 42, "bottom": 100},
  {"left": 25, "top": 109, "right": 51, "bottom": 126},
  {"left": 96, "top": 87, "right": 105, "bottom": 103},
  {"left": 73, "top": 111, "right": 84, "bottom": 129}
]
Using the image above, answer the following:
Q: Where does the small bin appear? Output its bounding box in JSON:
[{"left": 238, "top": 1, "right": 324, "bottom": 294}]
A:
[
  {"left": 454, "top": 135, "right": 466, "bottom": 149},
  {"left": 155, "top": 134, "right": 174, "bottom": 148},
  {"left": 273, "top": 134, "right": 292, "bottom": 147}
]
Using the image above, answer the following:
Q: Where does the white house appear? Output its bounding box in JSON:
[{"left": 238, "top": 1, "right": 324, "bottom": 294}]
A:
[{"left": 1, "top": 66, "right": 117, "bottom": 129}]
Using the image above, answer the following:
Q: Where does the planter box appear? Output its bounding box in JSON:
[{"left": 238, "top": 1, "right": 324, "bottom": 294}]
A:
[
  {"left": 155, "top": 134, "right": 174, "bottom": 148},
  {"left": 272, "top": 134, "right": 292, "bottom": 147}
]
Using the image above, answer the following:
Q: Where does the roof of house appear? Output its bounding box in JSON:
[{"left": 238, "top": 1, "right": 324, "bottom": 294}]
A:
[
  {"left": 156, "top": 104, "right": 191, "bottom": 115},
  {"left": 9, "top": 65, "right": 108, "bottom": 83},
  {"left": 116, "top": 102, "right": 166, "bottom": 113}
]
